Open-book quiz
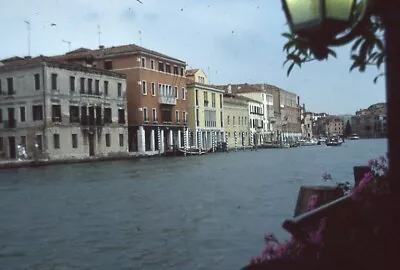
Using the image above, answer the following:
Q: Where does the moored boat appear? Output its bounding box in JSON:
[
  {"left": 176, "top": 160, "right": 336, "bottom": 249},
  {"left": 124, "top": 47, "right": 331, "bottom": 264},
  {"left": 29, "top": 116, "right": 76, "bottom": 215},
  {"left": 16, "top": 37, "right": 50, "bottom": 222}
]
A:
[
  {"left": 325, "top": 136, "right": 343, "bottom": 146},
  {"left": 348, "top": 133, "right": 360, "bottom": 140}
]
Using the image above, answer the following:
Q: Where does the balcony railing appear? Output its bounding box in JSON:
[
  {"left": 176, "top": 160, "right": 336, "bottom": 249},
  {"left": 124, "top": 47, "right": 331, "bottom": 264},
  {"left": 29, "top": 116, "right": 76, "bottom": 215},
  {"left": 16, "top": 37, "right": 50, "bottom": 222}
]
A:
[
  {"left": 159, "top": 95, "right": 176, "bottom": 105},
  {"left": 3, "top": 120, "right": 16, "bottom": 128}
]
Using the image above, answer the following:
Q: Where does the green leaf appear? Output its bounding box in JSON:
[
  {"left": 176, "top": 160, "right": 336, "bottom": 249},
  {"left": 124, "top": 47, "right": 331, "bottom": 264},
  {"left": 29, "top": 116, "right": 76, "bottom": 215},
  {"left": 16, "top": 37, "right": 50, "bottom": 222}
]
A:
[
  {"left": 327, "top": 48, "right": 337, "bottom": 58},
  {"left": 350, "top": 62, "right": 360, "bottom": 72},
  {"left": 283, "top": 40, "right": 296, "bottom": 53},
  {"left": 351, "top": 37, "right": 364, "bottom": 52},
  {"left": 287, "top": 62, "right": 295, "bottom": 77},
  {"left": 286, "top": 54, "right": 302, "bottom": 65},
  {"left": 282, "top": 33, "right": 293, "bottom": 39}
]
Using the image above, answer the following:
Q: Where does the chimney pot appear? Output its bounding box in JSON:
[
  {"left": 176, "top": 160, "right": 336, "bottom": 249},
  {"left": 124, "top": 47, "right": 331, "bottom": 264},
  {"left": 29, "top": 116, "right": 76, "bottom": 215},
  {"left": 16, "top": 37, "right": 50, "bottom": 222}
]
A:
[{"left": 99, "top": 45, "right": 105, "bottom": 49}]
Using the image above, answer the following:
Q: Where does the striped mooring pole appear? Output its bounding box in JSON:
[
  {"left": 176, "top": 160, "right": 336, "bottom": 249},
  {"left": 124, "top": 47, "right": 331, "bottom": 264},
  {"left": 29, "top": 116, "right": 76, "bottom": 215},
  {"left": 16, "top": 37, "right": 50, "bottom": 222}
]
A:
[
  {"left": 234, "top": 131, "right": 238, "bottom": 152},
  {"left": 197, "top": 130, "right": 201, "bottom": 154},
  {"left": 250, "top": 131, "right": 254, "bottom": 150},
  {"left": 225, "top": 133, "right": 228, "bottom": 152},
  {"left": 157, "top": 126, "right": 161, "bottom": 156},
  {"left": 242, "top": 132, "right": 245, "bottom": 151},
  {"left": 183, "top": 126, "right": 187, "bottom": 157},
  {"left": 212, "top": 131, "right": 216, "bottom": 153}
]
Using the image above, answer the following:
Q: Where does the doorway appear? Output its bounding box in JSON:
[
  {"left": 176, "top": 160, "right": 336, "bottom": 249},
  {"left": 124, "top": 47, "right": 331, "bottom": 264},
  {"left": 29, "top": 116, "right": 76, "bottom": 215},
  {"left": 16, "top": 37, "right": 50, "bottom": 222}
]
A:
[
  {"left": 88, "top": 133, "right": 95, "bottom": 156},
  {"left": 8, "top": 136, "right": 16, "bottom": 159}
]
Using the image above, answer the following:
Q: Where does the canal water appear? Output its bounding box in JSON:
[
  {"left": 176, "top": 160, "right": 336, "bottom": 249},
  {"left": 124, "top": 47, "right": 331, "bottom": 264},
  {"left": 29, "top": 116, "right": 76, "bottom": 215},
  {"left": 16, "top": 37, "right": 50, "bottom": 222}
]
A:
[{"left": 0, "top": 139, "right": 386, "bottom": 270}]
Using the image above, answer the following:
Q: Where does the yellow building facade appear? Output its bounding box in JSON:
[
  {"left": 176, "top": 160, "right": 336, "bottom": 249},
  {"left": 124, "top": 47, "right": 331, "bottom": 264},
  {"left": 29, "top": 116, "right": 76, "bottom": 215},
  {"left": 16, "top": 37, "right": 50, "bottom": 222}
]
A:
[
  {"left": 223, "top": 93, "right": 251, "bottom": 149},
  {"left": 186, "top": 69, "right": 225, "bottom": 149}
]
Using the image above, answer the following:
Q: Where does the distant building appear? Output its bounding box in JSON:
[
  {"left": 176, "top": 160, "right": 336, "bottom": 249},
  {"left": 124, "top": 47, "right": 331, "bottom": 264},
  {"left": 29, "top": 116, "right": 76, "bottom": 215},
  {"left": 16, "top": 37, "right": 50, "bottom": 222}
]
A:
[
  {"left": 186, "top": 69, "right": 224, "bottom": 149},
  {"left": 314, "top": 116, "right": 344, "bottom": 137},
  {"left": 0, "top": 58, "right": 128, "bottom": 160},
  {"left": 351, "top": 103, "right": 387, "bottom": 138},
  {"left": 223, "top": 93, "right": 250, "bottom": 149},
  {"left": 302, "top": 112, "right": 314, "bottom": 138}
]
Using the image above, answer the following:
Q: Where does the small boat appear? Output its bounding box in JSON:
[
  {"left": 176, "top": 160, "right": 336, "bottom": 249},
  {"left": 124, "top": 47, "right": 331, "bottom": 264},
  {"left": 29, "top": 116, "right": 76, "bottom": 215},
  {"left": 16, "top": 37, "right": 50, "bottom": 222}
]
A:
[
  {"left": 348, "top": 134, "right": 360, "bottom": 140},
  {"left": 165, "top": 147, "right": 212, "bottom": 157},
  {"left": 325, "top": 136, "right": 343, "bottom": 146}
]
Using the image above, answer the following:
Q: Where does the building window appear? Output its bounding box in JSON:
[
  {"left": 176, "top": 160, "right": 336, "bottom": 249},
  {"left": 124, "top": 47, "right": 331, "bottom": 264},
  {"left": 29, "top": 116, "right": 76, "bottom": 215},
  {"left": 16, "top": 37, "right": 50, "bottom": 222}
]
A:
[
  {"left": 104, "top": 81, "right": 109, "bottom": 96},
  {"left": 233, "top": 116, "right": 236, "bottom": 125},
  {"left": 173, "top": 66, "right": 179, "bottom": 75},
  {"left": 80, "top": 78, "right": 85, "bottom": 93},
  {"left": 116, "top": 109, "right": 125, "bottom": 124},
  {"left": 151, "top": 83, "right": 156, "bottom": 96},
  {"left": 166, "top": 64, "right": 171, "bottom": 73},
  {"left": 196, "top": 108, "right": 200, "bottom": 126},
  {"left": 183, "top": 111, "right": 187, "bottom": 123},
  {"left": 174, "top": 86, "right": 178, "bottom": 99},
  {"left": 20, "top": 107, "right": 25, "bottom": 122},
  {"left": 158, "top": 62, "right": 164, "bottom": 72},
  {"left": 32, "top": 105, "right": 43, "bottom": 121},
  {"left": 158, "top": 84, "right": 162, "bottom": 95},
  {"left": 53, "top": 134, "right": 60, "bottom": 149},
  {"left": 182, "top": 87, "right": 186, "bottom": 100},
  {"left": 195, "top": 90, "right": 199, "bottom": 106},
  {"left": 227, "top": 116, "right": 230, "bottom": 125},
  {"left": 52, "top": 105, "right": 62, "bottom": 122},
  {"left": 72, "top": 134, "right": 78, "bottom": 148},
  {"left": 95, "top": 80, "right": 100, "bottom": 95},
  {"left": 20, "top": 136, "right": 26, "bottom": 147},
  {"left": 150, "top": 59, "right": 155, "bottom": 70},
  {"left": 152, "top": 108, "right": 157, "bottom": 121},
  {"left": 51, "top": 73, "right": 58, "bottom": 90},
  {"left": 104, "top": 60, "right": 113, "bottom": 70},
  {"left": 88, "top": 78, "right": 93, "bottom": 94},
  {"left": 220, "top": 94, "right": 223, "bottom": 108},
  {"left": 70, "top": 106, "right": 80, "bottom": 123},
  {"left": 175, "top": 110, "right": 179, "bottom": 122},
  {"left": 105, "top": 134, "right": 111, "bottom": 147},
  {"left": 220, "top": 112, "right": 223, "bottom": 127},
  {"left": 204, "top": 92, "right": 209, "bottom": 107},
  {"left": 142, "top": 81, "right": 147, "bottom": 95},
  {"left": 118, "top": 83, "right": 122, "bottom": 97},
  {"left": 141, "top": 57, "right": 146, "bottom": 68},
  {"left": 119, "top": 134, "right": 124, "bottom": 147},
  {"left": 70, "top": 76, "right": 75, "bottom": 92},
  {"left": 180, "top": 67, "right": 184, "bottom": 76},
  {"left": 143, "top": 107, "right": 148, "bottom": 121},
  {"left": 212, "top": 93, "right": 216, "bottom": 108},
  {"left": 34, "top": 74, "right": 40, "bottom": 90},
  {"left": 7, "top": 78, "right": 14, "bottom": 94}
]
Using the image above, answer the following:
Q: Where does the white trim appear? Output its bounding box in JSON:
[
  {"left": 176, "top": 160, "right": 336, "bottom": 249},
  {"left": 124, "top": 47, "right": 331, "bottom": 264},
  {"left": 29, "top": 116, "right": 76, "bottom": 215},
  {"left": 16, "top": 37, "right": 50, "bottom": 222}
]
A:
[
  {"left": 174, "top": 86, "right": 178, "bottom": 99},
  {"left": 151, "top": 82, "right": 156, "bottom": 96},
  {"left": 143, "top": 107, "right": 148, "bottom": 121},
  {"left": 141, "top": 57, "right": 146, "bottom": 68},
  {"left": 182, "top": 87, "right": 186, "bottom": 100},
  {"left": 142, "top": 80, "right": 147, "bottom": 95},
  {"left": 152, "top": 108, "right": 157, "bottom": 121}
]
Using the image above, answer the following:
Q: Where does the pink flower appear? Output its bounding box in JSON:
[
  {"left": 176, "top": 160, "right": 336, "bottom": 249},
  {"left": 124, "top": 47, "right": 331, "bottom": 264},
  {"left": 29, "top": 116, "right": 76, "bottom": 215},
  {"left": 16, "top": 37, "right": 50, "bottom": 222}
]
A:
[
  {"left": 352, "top": 172, "right": 374, "bottom": 197},
  {"left": 308, "top": 194, "right": 319, "bottom": 210}
]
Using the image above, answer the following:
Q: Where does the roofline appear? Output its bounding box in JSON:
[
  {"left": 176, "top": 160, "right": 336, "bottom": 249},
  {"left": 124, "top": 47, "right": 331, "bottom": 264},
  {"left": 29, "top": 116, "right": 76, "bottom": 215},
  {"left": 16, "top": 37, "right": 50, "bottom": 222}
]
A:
[
  {"left": 0, "top": 61, "right": 126, "bottom": 78},
  {"left": 187, "top": 82, "right": 225, "bottom": 93}
]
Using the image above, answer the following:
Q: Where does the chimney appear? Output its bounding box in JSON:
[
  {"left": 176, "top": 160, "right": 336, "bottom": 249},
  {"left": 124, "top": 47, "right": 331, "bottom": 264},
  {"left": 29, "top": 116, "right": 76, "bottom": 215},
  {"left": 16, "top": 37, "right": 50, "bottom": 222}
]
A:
[
  {"left": 24, "top": 56, "right": 32, "bottom": 60},
  {"left": 99, "top": 45, "right": 105, "bottom": 49},
  {"left": 228, "top": 84, "right": 232, "bottom": 94},
  {"left": 297, "top": 96, "right": 300, "bottom": 105}
]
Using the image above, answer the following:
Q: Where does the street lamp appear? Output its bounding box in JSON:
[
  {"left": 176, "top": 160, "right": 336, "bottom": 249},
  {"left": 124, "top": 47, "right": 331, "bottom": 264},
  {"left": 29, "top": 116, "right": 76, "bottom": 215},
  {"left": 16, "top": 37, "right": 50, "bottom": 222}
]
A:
[{"left": 281, "top": 0, "right": 370, "bottom": 59}]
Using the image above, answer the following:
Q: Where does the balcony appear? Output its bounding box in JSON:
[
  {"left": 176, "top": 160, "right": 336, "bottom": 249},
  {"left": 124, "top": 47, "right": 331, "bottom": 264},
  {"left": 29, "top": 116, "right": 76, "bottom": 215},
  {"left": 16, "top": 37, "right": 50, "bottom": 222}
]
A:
[
  {"left": 3, "top": 120, "right": 16, "bottom": 128},
  {"left": 159, "top": 94, "right": 176, "bottom": 105}
]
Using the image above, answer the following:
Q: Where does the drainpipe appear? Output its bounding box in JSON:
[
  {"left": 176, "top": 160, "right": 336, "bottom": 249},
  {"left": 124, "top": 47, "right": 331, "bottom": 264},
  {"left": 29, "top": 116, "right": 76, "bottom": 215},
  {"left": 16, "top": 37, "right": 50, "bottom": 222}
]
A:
[{"left": 42, "top": 63, "right": 48, "bottom": 158}]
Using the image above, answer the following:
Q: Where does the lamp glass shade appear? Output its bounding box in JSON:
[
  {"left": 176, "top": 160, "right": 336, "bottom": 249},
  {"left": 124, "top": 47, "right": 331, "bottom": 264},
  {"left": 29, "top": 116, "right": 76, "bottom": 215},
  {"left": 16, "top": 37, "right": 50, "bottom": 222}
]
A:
[
  {"left": 325, "top": 0, "right": 355, "bottom": 21},
  {"left": 284, "top": 0, "right": 322, "bottom": 27}
]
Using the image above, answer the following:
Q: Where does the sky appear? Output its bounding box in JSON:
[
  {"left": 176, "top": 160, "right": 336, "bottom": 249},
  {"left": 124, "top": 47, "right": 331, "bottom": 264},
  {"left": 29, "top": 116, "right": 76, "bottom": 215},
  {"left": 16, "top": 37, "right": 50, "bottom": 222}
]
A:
[{"left": 0, "top": 0, "right": 386, "bottom": 115}]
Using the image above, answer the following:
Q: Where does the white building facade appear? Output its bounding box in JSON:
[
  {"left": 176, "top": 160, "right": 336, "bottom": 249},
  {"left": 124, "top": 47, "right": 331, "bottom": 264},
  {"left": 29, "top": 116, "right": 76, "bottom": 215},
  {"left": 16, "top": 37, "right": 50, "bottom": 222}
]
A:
[{"left": 0, "top": 60, "right": 128, "bottom": 160}]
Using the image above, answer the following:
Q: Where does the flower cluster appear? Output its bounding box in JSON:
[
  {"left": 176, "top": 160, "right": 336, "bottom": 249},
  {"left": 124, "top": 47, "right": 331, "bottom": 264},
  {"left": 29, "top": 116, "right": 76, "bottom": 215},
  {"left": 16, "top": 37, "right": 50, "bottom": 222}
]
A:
[{"left": 249, "top": 153, "right": 388, "bottom": 267}]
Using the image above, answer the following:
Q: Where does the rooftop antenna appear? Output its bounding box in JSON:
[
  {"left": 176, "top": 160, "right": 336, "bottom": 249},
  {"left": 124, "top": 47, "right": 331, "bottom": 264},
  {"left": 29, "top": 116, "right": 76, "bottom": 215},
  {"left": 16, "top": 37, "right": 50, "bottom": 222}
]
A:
[
  {"left": 24, "top": 20, "right": 31, "bottom": 57},
  {"left": 62, "top": 39, "right": 71, "bottom": 51},
  {"left": 97, "top": 25, "right": 101, "bottom": 47},
  {"left": 139, "top": 30, "right": 142, "bottom": 46}
]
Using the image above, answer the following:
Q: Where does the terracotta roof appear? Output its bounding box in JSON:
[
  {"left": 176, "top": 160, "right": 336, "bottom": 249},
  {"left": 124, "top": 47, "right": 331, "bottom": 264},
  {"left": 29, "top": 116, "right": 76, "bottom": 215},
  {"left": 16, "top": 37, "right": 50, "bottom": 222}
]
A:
[
  {"left": 215, "top": 83, "right": 284, "bottom": 94},
  {"left": 185, "top": 69, "right": 199, "bottom": 76},
  {"left": 56, "top": 44, "right": 185, "bottom": 64},
  {"left": 0, "top": 56, "right": 25, "bottom": 63}
]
